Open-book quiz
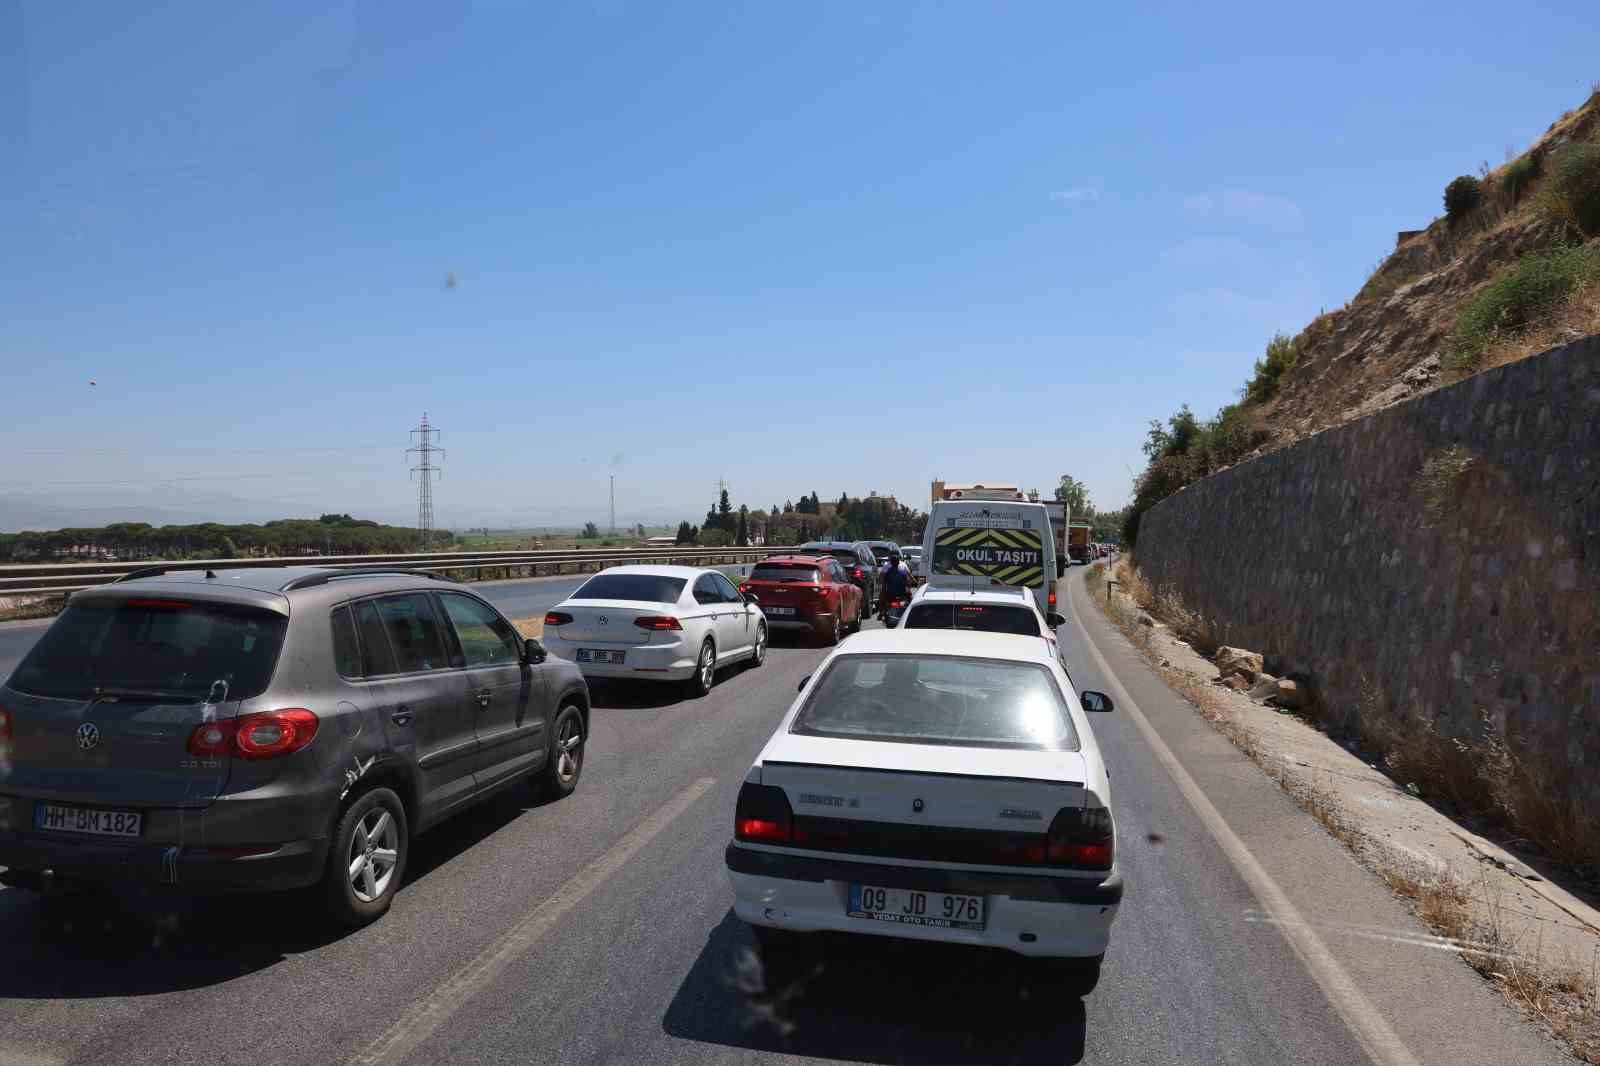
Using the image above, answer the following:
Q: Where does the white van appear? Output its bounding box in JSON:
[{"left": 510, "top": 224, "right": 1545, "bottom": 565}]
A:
[{"left": 919, "top": 499, "right": 1063, "bottom": 618}]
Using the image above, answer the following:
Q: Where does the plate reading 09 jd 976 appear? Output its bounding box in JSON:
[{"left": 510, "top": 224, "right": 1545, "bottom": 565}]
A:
[{"left": 849, "top": 883, "right": 985, "bottom": 930}]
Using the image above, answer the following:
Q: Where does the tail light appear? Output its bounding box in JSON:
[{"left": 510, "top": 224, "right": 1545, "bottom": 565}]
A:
[
  {"left": 633, "top": 615, "right": 683, "bottom": 630},
  {"left": 1045, "top": 806, "right": 1114, "bottom": 870},
  {"left": 0, "top": 705, "right": 11, "bottom": 750},
  {"left": 1047, "top": 580, "right": 1057, "bottom": 607},
  {"left": 852, "top": 567, "right": 864, "bottom": 580},
  {"left": 544, "top": 611, "right": 573, "bottom": 626},
  {"left": 889, "top": 599, "right": 905, "bottom": 609},
  {"left": 738, "top": 584, "right": 751, "bottom": 595},
  {"left": 734, "top": 781, "right": 793, "bottom": 844},
  {"left": 186, "top": 709, "right": 320, "bottom": 760},
  {"left": 234, "top": 709, "right": 319, "bottom": 759}
]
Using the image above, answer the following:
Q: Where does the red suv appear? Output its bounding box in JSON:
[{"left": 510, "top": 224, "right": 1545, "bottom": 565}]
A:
[{"left": 740, "top": 555, "right": 863, "bottom": 645}]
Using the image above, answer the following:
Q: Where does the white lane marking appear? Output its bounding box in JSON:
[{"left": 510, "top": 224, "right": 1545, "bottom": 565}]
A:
[
  {"left": 346, "top": 777, "right": 718, "bottom": 1066},
  {"left": 1066, "top": 580, "right": 1421, "bottom": 1066}
]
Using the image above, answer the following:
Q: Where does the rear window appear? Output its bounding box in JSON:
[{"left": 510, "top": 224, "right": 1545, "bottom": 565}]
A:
[
  {"left": 792, "top": 654, "right": 1077, "bottom": 751},
  {"left": 905, "top": 603, "right": 1043, "bottom": 637},
  {"left": 749, "top": 564, "right": 820, "bottom": 583},
  {"left": 10, "top": 598, "right": 288, "bottom": 701},
  {"left": 571, "top": 573, "right": 688, "bottom": 603}
]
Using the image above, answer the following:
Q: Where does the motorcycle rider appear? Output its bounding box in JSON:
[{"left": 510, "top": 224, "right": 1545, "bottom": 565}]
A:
[{"left": 879, "top": 549, "right": 913, "bottom": 623}]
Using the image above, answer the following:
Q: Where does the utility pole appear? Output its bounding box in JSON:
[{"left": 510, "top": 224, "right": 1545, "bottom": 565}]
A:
[
  {"left": 609, "top": 474, "right": 615, "bottom": 534},
  {"left": 407, "top": 413, "right": 444, "bottom": 551}
]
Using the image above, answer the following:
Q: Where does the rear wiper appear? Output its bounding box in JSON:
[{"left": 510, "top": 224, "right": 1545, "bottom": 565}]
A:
[{"left": 91, "top": 686, "right": 197, "bottom": 703}]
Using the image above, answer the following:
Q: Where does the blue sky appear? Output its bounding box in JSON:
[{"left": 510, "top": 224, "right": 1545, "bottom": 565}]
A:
[{"left": 2, "top": 0, "right": 1594, "bottom": 530}]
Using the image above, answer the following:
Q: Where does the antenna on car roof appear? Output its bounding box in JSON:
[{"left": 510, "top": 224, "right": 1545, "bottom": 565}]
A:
[{"left": 205, "top": 570, "right": 217, "bottom": 579}]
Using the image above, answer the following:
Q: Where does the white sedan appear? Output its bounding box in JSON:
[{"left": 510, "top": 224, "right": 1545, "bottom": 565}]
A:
[
  {"left": 724, "top": 629, "right": 1120, "bottom": 995},
  {"left": 543, "top": 565, "right": 767, "bottom": 696}
]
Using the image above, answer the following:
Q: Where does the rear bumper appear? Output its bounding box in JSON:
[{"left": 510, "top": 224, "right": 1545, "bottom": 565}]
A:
[
  {"left": 762, "top": 608, "right": 834, "bottom": 634},
  {"left": 725, "top": 843, "right": 1120, "bottom": 959},
  {"left": 0, "top": 832, "right": 328, "bottom": 894},
  {"left": 546, "top": 637, "right": 696, "bottom": 680}
]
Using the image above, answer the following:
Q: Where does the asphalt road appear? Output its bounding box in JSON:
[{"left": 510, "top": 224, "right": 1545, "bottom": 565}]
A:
[{"left": 0, "top": 568, "right": 1568, "bottom": 1066}]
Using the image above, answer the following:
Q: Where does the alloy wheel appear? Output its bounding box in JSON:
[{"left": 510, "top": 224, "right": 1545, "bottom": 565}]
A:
[
  {"left": 347, "top": 806, "right": 400, "bottom": 904},
  {"left": 556, "top": 713, "right": 583, "bottom": 785}
]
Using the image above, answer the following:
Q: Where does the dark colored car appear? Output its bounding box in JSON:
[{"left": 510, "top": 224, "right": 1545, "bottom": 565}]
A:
[
  {"left": 795, "top": 541, "right": 881, "bottom": 614},
  {"left": 739, "top": 556, "right": 863, "bottom": 645},
  {"left": 0, "top": 566, "right": 588, "bottom": 926}
]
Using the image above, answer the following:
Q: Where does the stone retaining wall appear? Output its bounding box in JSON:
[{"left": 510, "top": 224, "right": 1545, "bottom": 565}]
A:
[{"left": 1135, "top": 335, "right": 1599, "bottom": 821}]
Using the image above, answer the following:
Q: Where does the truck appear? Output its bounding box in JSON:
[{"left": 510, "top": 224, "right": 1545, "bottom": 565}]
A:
[
  {"left": 920, "top": 494, "right": 1063, "bottom": 619},
  {"left": 1067, "top": 521, "right": 1092, "bottom": 565}
]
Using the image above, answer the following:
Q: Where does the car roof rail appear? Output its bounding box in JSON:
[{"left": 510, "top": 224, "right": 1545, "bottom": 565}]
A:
[
  {"left": 116, "top": 565, "right": 188, "bottom": 583},
  {"left": 279, "top": 568, "right": 455, "bottom": 592}
]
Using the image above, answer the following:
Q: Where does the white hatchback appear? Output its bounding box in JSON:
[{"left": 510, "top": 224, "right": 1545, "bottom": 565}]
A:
[
  {"left": 724, "top": 629, "right": 1120, "bottom": 995},
  {"left": 543, "top": 565, "right": 767, "bottom": 696}
]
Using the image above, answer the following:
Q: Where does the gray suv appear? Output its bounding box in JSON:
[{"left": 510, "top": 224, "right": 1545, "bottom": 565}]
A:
[{"left": 0, "top": 566, "right": 589, "bottom": 926}]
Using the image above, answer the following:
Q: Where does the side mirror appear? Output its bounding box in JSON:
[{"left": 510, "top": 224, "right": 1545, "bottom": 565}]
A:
[
  {"left": 1080, "top": 690, "right": 1114, "bottom": 713},
  {"left": 743, "top": 591, "right": 760, "bottom": 605},
  {"left": 1046, "top": 612, "right": 1066, "bottom": 629},
  {"left": 525, "top": 638, "right": 548, "bottom": 665},
  {"left": 798, "top": 674, "right": 811, "bottom": 693}
]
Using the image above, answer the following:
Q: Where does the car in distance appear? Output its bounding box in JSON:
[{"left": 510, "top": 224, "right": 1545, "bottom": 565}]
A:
[
  {"left": 796, "top": 541, "right": 881, "bottom": 616},
  {"left": 725, "top": 629, "right": 1121, "bottom": 995},
  {"left": 739, "top": 555, "right": 863, "bottom": 645},
  {"left": 544, "top": 565, "right": 766, "bottom": 696},
  {"left": 900, "top": 584, "right": 1074, "bottom": 677},
  {"left": 0, "top": 566, "right": 588, "bottom": 926},
  {"left": 899, "top": 544, "right": 924, "bottom": 581}
]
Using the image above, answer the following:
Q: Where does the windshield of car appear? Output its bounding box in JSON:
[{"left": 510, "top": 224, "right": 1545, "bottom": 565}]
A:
[
  {"left": 792, "top": 654, "right": 1077, "bottom": 751},
  {"left": 748, "top": 564, "right": 820, "bottom": 583},
  {"left": 904, "top": 603, "right": 1043, "bottom": 636},
  {"left": 9, "top": 598, "right": 288, "bottom": 701},
  {"left": 570, "top": 574, "right": 688, "bottom": 603}
]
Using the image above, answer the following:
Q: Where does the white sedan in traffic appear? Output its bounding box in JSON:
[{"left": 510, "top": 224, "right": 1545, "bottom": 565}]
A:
[
  {"left": 724, "top": 629, "right": 1120, "bottom": 995},
  {"left": 543, "top": 565, "right": 767, "bottom": 696}
]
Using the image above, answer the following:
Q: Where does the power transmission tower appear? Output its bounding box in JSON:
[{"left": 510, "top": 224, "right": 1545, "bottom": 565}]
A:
[{"left": 407, "top": 413, "right": 444, "bottom": 550}]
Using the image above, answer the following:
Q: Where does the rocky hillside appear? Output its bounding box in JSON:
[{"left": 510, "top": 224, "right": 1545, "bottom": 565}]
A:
[{"left": 1257, "top": 89, "right": 1600, "bottom": 451}]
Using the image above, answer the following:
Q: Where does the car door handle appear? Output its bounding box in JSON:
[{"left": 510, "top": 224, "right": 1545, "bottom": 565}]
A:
[
  {"left": 476, "top": 688, "right": 492, "bottom": 708},
  {"left": 391, "top": 706, "right": 413, "bottom": 727}
]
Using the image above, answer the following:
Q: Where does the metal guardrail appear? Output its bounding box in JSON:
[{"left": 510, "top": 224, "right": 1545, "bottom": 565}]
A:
[{"left": 0, "top": 546, "right": 801, "bottom": 598}]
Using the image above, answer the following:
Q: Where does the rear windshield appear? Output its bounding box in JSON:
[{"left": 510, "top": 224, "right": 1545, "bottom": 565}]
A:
[
  {"left": 792, "top": 654, "right": 1077, "bottom": 751},
  {"left": 9, "top": 598, "right": 289, "bottom": 701},
  {"left": 571, "top": 573, "right": 687, "bottom": 603},
  {"left": 905, "top": 603, "right": 1043, "bottom": 636},
  {"left": 749, "top": 564, "right": 820, "bottom": 583}
]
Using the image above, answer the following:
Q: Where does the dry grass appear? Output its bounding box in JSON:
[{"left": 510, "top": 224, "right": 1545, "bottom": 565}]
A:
[
  {"left": 510, "top": 616, "right": 544, "bottom": 639},
  {"left": 0, "top": 596, "right": 66, "bottom": 623},
  {"left": 1476, "top": 277, "right": 1600, "bottom": 373}
]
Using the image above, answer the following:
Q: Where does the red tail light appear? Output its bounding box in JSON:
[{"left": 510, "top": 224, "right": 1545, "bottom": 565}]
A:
[
  {"left": 633, "top": 615, "right": 683, "bottom": 630},
  {"left": 125, "top": 599, "right": 191, "bottom": 610},
  {"left": 0, "top": 705, "right": 12, "bottom": 751},
  {"left": 890, "top": 599, "right": 905, "bottom": 609},
  {"left": 734, "top": 782, "right": 793, "bottom": 844},
  {"left": 544, "top": 611, "right": 573, "bottom": 626},
  {"left": 234, "top": 709, "right": 319, "bottom": 759},
  {"left": 1045, "top": 806, "right": 1114, "bottom": 870},
  {"left": 187, "top": 710, "right": 319, "bottom": 760},
  {"left": 1047, "top": 581, "right": 1058, "bottom": 607},
  {"left": 852, "top": 567, "right": 864, "bottom": 580},
  {"left": 738, "top": 585, "right": 751, "bottom": 595}
]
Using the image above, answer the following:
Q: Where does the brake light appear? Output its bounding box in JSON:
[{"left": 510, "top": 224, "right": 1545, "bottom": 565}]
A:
[
  {"left": 544, "top": 611, "right": 573, "bottom": 626},
  {"left": 1045, "top": 806, "right": 1114, "bottom": 870},
  {"left": 235, "top": 709, "right": 320, "bottom": 759},
  {"left": 734, "top": 781, "right": 793, "bottom": 844},
  {"left": 186, "top": 720, "right": 233, "bottom": 756},
  {"left": 890, "top": 599, "right": 904, "bottom": 609},
  {"left": 633, "top": 615, "right": 683, "bottom": 630},
  {"left": 125, "top": 599, "right": 191, "bottom": 610},
  {"left": 738, "top": 585, "right": 751, "bottom": 595},
  {"left": 852, "top": 567, "right": 863, "bottom": 579},
  {"left": 1047, "top": 580, "right": 1057, "bottom": 608},
  {"left": 0, "top": 705, "right": 11, "bottom": 752}
]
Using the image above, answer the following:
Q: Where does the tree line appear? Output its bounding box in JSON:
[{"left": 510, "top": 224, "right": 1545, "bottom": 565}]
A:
[
  {"left": 0, "top": 513, "right": 456, "bottom": 563},
  {"left": 670, "top": 490, "right": 927, "bottom": 548}
]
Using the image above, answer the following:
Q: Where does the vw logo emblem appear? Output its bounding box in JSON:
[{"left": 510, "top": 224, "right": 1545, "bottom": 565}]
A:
[
  {"left": 597, "top": 615, "right": 608, "bottom": 626},
  {"left": 912, "top": 798, "right": 925, "bottom": 813},
  {"left": 75, "top": 723, "right": 101, "bottom": 751}
]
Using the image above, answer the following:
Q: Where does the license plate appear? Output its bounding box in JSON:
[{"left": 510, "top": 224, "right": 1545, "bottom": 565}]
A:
[
  {"left": 763, "top": 606, "right": 796, "bottom": 616},
  {"left": 34, "top": 803, "right": 143, "bottom": 838},
  {"left": 576, "top": 649, "right": 625, "bottom": 664},
  {"left": 848, "top": 883, "right": 985, "bottom": 930}
]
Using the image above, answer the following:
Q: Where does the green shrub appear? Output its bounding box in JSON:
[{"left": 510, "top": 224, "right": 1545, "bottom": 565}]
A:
[
  {"left": 1242, "top": 333, "right": 1300, "bottom": 405},
  {"left": 1444, "top": 175, "right": 1482, "bottom": 221},
  {"left": 1540, "top": 140, "right": 1600, "bottom": 237},
  {"left": 1499, "top": 154, "right": 1539, "bottom": 202},
  {"left": 1443, "top": 244, "right": 1600, "bottom": 374}
]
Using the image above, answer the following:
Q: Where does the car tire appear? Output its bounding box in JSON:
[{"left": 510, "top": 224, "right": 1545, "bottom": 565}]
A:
[
  {"left": 323, "top": 786, "right": 409, "bottom": 928},
  {"left": 686, "top": 639, "right": 716, "bottom": 697},
  {"left": 846, "top": 599, "right": 861, "bottom": 634},
  {"left": 749, "top": 622, "right": 767, "bottom": 667},
  {"left": 1033, "top": 954, "right": 1103, "bottom": 998},
  {"left": 536, "top": 704, "right": 585, "bottom": 801},
  {"left": 824, "top": 611, "right": 841, "bottom": 646}
]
